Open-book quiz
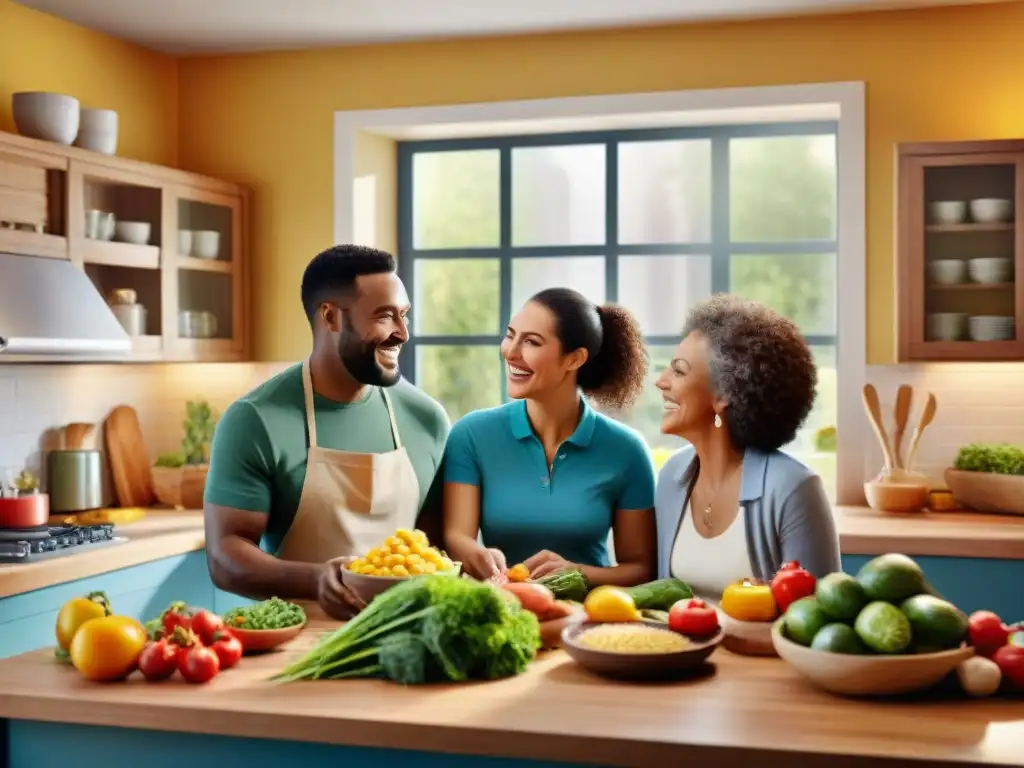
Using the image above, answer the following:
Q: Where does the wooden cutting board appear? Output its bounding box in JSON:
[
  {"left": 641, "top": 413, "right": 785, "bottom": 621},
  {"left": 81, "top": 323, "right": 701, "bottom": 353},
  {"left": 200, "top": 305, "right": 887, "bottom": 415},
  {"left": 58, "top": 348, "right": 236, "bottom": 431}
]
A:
[{"left": 105, "top": 405, "right": 156, "bottom": 508}]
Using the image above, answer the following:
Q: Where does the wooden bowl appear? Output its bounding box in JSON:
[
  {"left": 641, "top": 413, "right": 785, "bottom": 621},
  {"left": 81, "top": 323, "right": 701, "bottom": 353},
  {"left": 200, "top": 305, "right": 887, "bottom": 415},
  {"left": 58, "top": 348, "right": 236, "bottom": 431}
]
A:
[
  {"left": 229, "top": 623, "right": 306, "bottom": 654},
  {"left": 561, "top": 621, "right": 723, "bottom": 681},
  {"left": 864, "top": 480, "right": 929, "bottom": 513},
  {"left": 340, "top": 563, "right": 462, "bottom": 605},
  {"left": 151, "top": 464, "right": 208, "bottom": 509},
  {"left": 539, "top": 604, "right": 587, "bottom": 649},
  {"left": 721, "top": 615, "right": 777, "bottom": 657},
  {"left": 945, "top": 468, "right": 1024, "bottom": 515},
  {"left": 771, "top": 619, "right": 973, "bottom": 696}
]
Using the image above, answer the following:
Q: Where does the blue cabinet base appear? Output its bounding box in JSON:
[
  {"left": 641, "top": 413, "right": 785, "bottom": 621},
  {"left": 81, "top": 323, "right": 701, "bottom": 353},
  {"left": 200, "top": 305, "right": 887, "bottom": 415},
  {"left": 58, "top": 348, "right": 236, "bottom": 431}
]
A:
[{"left": 4, "top": 721, "right": 594, "bottom": 768}]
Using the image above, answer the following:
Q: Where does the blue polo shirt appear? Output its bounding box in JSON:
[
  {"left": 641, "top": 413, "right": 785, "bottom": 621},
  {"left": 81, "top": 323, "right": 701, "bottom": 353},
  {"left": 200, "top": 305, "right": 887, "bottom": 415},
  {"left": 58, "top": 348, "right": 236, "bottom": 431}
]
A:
[{"left": 443, "top": 398, "right": 656, "bottom": 568}]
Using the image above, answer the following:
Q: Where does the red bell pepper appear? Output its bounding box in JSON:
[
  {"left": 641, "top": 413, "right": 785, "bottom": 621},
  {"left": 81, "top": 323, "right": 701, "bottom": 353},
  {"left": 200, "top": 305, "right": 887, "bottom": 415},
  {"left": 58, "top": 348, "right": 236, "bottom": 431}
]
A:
[
  {"left": 770, "top": 561, "right": 816, "bottom": 613},
  {"left": 668, "top": 598, "right": 720, "bottom": 636}
]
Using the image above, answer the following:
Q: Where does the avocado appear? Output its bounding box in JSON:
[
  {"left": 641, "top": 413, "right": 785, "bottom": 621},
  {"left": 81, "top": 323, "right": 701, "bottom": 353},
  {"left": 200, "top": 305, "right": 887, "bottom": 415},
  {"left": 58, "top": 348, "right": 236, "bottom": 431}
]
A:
[
  {"left": 815, "top": 572, "right": 868, "bottom": 621},
  {"left": 901, "top": 594, "right": 969, "bottom": 651},
  {"left": 855, "top": 553, "right": 929, "bottom": 603}
]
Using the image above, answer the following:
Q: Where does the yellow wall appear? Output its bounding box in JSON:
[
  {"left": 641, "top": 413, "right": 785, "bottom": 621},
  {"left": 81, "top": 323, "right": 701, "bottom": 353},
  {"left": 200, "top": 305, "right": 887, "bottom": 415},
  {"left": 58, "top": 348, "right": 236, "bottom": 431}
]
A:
[{"left": 0, "top": 0, "right": 178, "bottom": 166}]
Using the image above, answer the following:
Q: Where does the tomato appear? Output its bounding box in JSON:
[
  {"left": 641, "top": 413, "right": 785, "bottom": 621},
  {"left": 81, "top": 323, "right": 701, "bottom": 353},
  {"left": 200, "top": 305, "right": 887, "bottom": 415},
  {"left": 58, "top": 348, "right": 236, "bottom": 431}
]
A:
[
  {"left": 210, "top": 631, "right": 243, "bottom": 669},
  {"left": 178, "top": 643, "right": 220, "bottom": 684},
  {"left": 138, "top": 639, "right": 179, "bottom": 681},
  {"left": 69, "top": 615, "right": 148, "bottom": 682},
  {"left": 583, "top": 586, "right": 640, "bottom": 623},
  {"left": 506, "top": 564, "right": 531, "bottom": 583},
  {"left": 190, "top": 609, "right": 225, "bottom": 646},
  {"left": 161, "top": 601, "right": 193, "bottom": 636},
  {"left": 668, "top": 598, "right": 720, "bottom": 637},
  {"left": 770, "top": 562, "right": 816, "bottom": 614},
  {"left": 992, "top": 632, "right": 1024, "bottom": 690},
  {"left": 968, "top": 610, "right": 1011, "bottom": 657},
  {"left": 55, "top": 591, "right": 111, "bottom": 650},
  {"left": 500, "top": 582, "right": 556, "bottom": 616}
]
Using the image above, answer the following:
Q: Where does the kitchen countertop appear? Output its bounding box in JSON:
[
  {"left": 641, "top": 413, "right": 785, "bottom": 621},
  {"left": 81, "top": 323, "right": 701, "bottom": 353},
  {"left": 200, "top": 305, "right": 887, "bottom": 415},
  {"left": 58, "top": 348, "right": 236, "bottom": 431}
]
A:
[
  {"left": 0, "top": 613, "right": 1020, "bottom": 767},
  {"left": 1, "top": 506, "right": 1022, "bottom": 599}
]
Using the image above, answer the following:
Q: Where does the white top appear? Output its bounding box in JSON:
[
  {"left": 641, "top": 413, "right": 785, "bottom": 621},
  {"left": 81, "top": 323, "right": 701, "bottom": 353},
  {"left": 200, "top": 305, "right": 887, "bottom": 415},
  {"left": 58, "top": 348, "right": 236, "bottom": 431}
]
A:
[{"left": 669, "top": 503, "right": 751, "bottom": 602}]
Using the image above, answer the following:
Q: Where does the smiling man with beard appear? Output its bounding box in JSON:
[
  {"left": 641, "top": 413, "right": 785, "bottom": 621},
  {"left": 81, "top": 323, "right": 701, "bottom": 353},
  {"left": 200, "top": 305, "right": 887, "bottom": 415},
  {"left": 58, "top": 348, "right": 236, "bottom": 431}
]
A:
[{"left": 203, "top": 245, "right": 449, "bottom": 619}]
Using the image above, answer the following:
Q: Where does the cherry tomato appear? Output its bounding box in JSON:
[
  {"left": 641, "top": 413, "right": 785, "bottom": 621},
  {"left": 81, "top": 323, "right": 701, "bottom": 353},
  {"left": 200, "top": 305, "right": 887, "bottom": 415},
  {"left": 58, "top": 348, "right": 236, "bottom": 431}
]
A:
[
  {"left": 968, "top": 610, "right": 1011, "bottom": 657},
  {"left": 668, "top": 597, "right": 720, "bottom": 637},
  {"left": 210, "top": 630, "right": 243, "bottom": 669},
  {"left": 770, "top": 562, "right": 816, "bottom": 614},
  {"left": 992, "top": 631, "right": 1024, "bottom": 690},
  {"left": 161, "top": 601, "right": 194, "bottom": 637},
  {"left": 138, "top": 639, "right": 179, "bottom": 681},
  {"left": 178, "top": 643, "right": 220, "bottom": 683},
  {"left": 190, "top": 609, "right": 225, "bottom": 646}
]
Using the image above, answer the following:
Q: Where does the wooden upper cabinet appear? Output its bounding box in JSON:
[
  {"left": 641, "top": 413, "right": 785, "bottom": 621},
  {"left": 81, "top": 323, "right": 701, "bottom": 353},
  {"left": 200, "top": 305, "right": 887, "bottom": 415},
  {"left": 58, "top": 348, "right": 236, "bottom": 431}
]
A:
[
  {"left": 0, "top": 131, "right": 249, "bottom": 363},
  {"left": 897, "top": 139, "right": 1024, "bottom": 362}
]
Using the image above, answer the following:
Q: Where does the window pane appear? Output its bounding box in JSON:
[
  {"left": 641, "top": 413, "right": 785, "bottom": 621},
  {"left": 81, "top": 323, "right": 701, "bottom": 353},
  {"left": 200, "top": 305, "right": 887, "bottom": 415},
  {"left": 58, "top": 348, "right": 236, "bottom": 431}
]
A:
[
  {"left": 785, "top": 345, "right": 837, "bottom": 502},
  {"left": 511, "top": 256, "right": 606, "bottom": 314},
  {"left": 413, "top": 150, "right": 499, "bottom": 249},
  {"left": 618, "top": 140, "right": 712, "bottom": 244},
  {"left": 413, "top": 259, "right": 500, "bottom": 336},
  {"left": 618, "top": 255, "right": 711, "bottom": 335},
  {"left": 729, "top": 253, "right": 836, "bottom": 336},
  {"left": 416, "top": 345, "right": 501, "bottom": 420},
  {"left": 512, "top": 145, "right": 605, "bottom": 246},
  {"left": 730, "top": 135, "right": 837, "bottom": 242}
]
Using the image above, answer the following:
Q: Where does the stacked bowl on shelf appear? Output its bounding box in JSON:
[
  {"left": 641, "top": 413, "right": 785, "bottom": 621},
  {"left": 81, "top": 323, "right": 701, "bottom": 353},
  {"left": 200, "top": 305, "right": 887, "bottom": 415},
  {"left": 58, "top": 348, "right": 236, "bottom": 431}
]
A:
[
  {"left": 925, "top": 197, "right": 1015, "bottom": 343},
  {"left": 12, "top": 92, "right": 119, "bottom": 155}
]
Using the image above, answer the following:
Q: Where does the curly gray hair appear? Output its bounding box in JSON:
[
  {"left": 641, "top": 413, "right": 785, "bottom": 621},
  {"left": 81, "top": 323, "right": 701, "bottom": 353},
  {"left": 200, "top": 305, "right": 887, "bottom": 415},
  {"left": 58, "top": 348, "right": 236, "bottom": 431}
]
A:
[{"left": 682, "top": 294, "right": 817, "bottom": 452}]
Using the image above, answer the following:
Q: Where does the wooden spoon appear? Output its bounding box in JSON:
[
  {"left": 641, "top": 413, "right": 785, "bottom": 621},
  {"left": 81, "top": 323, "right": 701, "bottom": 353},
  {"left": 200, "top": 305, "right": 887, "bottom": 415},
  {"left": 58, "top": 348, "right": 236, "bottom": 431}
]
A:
[
  {"left": 63, "top": 422, "right": 95, "bottom": 451},
  {"left": 862, "top": 384, "right": 896, "bottom": 476},
  {"left": 892, "top": 385, "right": 913, "bottom": 469},
  {"left": 904, "top": 393, "right": 938, "bottom": 473}
]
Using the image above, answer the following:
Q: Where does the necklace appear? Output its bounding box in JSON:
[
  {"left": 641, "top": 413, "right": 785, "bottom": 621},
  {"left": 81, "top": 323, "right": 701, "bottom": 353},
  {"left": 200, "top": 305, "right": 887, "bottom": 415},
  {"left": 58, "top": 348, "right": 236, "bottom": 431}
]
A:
[{"left": 700, "top": 462, "right": 742, "bottom": 531}]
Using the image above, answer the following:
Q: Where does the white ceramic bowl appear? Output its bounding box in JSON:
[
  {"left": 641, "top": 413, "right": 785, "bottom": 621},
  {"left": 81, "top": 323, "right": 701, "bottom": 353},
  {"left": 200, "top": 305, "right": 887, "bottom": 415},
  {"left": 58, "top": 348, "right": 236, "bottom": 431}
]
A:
[
  {"left": 927, "top": 259, "right": 966, "bottom": 285},
  {"left": 968, "top": 315, "right": 1015, "bottom": 342},
  {"left": 968, "top": 257, "right": 1014, "bottom": 284},
  {"left": 12, "top": 92, "right": 80, "bottom": 145},
  {"left": 115, "top": 221, "right": 151, "bottom": 245},
  {"left": 928, "top": 200, "right": 966, "bottom": 225},
  {"left": 74, "top": 108, "right": 118, "bottom": 155},
  {"left": 192, "top": 230, "right": 221, "bottom": 259},
  {"left": 177, "top": 230, "right": 193, "bottom": 256},
  {"left": 771, "top": 619, "right": 974, "bottom": 697},
  {"left": 926, "top": 312, "right": 967, "bottom": 341},
  {"left": 970, "top": 198, "right": 1013, "bottom": 224}
]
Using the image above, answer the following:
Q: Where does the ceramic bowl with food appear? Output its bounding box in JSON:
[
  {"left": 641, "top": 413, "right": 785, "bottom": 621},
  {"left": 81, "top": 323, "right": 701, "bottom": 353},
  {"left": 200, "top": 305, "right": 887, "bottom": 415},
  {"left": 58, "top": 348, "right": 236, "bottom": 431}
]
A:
[
  {"left": 221, "top": 597, "right": 309, "bottom": 654},
  {"left": 968, "top": 257, "right": 1013, "bottom": 284},
  {"left": 864, "top": 480, "right": 929, "bottom": 513},
  {"left": 927, "top": 259, "right": 967, "bottom": 285},
  {"left": 969, "top": 198, "right": 1013, "bottom": 224},
  {"left": 341, "top": 561, "right": 462, "bottom": 604},
  {"left": 561, "top": 620, "right": 723, "bottom": 681},
  {"left": 771, "top": 619, "right": 973, "bottom": 697},
  {"left": 230, "top": 623, "right": 306, "bottom": 654},
  {"left": 928, "top": 200, "right": 966, "bottom": 225}
]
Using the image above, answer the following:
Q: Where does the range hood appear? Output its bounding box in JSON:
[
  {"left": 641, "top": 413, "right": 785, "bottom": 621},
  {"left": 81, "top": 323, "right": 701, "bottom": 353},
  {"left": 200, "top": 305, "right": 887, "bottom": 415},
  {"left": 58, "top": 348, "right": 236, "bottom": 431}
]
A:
[{"left": 0, "top": 252, "right": 131, "bottom": 357}]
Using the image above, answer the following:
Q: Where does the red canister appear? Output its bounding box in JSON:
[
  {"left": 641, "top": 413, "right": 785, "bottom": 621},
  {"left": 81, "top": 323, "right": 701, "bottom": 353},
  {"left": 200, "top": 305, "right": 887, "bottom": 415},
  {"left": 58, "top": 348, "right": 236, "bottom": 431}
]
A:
[{"left": 0, "top": 494, "right": 50, "bottom": 529}]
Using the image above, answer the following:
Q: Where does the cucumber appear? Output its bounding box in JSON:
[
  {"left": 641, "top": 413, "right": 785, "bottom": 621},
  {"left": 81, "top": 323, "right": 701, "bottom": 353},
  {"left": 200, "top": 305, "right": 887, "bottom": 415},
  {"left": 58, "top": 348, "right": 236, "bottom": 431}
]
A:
[
  {"left": 625, "top": 578, "right": 693, "bottom": 610},
  {"left": 533, "top": 569, "right": 590, "bottom": 602}
]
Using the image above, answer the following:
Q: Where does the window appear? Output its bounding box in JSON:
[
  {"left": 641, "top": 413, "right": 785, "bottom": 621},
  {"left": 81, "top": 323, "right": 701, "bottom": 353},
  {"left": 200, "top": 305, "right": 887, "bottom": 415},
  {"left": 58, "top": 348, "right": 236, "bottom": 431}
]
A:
[{"left": 397, "top": 123, "right": 839, "bottom": 499}]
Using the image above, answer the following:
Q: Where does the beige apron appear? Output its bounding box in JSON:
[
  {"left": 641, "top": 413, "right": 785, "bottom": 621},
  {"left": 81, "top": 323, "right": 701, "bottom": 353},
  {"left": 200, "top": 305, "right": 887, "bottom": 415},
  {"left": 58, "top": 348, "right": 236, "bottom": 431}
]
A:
[{"left": 275, "top": 359, "right": 421, "bottom": 564}]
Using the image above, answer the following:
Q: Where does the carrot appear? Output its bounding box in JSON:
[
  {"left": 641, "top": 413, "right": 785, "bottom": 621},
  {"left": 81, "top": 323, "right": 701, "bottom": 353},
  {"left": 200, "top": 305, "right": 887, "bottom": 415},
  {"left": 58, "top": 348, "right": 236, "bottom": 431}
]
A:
[{"left": 501, "top": 582, "right": 556, "bottom": 616}]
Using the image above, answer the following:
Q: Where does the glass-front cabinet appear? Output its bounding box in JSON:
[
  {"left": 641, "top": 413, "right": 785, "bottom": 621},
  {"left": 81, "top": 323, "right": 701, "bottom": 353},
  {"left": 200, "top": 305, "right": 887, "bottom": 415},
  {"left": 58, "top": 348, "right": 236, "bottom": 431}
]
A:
[{"left": 898, "top": 140, "right": 1024, "bottom": 361}]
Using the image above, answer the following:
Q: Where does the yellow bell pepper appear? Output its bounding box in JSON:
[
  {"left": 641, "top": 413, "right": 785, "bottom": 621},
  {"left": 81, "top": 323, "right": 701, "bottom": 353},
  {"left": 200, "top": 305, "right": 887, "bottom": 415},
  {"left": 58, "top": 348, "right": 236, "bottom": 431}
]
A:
[{"left": 720, "top": 579, "right": 778, "bottom": 622}]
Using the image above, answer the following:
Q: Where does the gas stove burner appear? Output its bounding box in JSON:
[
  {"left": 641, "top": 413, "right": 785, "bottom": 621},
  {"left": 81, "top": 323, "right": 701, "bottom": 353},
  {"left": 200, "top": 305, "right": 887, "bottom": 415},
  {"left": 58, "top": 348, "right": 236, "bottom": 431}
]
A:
[{"left": 0, "top": 523, "right": 121, "bottom": 563}]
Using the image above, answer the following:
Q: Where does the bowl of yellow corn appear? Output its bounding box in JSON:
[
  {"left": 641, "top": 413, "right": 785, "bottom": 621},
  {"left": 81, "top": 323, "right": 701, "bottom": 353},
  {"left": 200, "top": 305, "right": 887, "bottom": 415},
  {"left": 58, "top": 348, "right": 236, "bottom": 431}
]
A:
[{"left": 341, "top": 528, "right": 461, "bottom": 603}]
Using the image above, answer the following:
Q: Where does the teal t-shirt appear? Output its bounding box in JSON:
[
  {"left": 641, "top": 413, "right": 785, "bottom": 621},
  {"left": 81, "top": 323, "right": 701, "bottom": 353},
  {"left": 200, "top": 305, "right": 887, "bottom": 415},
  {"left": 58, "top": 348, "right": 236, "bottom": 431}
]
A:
[
  {"left": 204, "top": 364, "right": 450, "bottom": 554},
  {"left": 443, "top": 399, "right": 656, "bottom": 567}
]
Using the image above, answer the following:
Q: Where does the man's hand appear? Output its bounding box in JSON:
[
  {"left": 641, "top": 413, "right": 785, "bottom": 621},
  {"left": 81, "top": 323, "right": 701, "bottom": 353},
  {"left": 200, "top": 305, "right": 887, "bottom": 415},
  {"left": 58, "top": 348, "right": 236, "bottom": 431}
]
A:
[
  {"left": 463, "top": 545, "right": 508, "bottom": 582},
  {"left": 317, "top": 557, "right": 366, "bottom": 620},
  {"left": 524, "top": 550, "right": 575, "bottom": 580}
]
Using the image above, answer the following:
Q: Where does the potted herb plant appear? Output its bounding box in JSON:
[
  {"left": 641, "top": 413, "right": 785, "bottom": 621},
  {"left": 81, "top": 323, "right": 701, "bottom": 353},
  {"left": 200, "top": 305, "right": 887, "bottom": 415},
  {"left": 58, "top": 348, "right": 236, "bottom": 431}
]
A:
[
  {"left": 945, "top": 443, "right": 1024, "bottom": 516},
  {"left": 152, "top": 400, "right": 218, "bottom": 510}
]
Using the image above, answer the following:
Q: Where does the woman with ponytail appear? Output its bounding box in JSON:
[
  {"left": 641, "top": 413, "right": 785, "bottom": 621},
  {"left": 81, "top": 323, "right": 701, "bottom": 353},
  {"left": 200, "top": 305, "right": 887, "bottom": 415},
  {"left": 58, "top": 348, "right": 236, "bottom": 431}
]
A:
[{"left": 443, "top": 288, "right": 657, "bottom": 587}]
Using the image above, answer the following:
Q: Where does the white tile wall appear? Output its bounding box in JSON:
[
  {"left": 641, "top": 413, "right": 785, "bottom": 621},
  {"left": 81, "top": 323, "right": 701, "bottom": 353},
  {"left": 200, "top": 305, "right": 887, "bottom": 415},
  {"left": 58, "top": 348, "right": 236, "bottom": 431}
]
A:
[
  {"left": 0, "top": 362, "right": 288, "bottom": 491},
  {"left": 863, "top": 362, "right": 1024, "bottom": 487}
]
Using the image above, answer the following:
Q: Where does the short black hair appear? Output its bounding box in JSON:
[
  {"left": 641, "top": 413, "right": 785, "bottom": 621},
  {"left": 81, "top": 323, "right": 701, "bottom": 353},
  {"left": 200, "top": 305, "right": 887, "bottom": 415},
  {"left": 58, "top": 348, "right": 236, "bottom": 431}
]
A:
[
  {"left": 300, "top": 245, "right": 396, "bottom": 323},
  {"left": 529, "top": 288, "right": 648, "bottom": 411},
  {"left": 682, "top": 294, "right": 817, "bottom": 452}
]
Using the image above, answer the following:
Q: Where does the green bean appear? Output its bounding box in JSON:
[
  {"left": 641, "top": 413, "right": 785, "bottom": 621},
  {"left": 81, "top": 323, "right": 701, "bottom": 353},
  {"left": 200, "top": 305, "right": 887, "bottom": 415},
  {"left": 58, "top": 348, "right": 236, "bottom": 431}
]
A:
[{"left": 223, "top": 597, "right": 306, "bottom": 630}]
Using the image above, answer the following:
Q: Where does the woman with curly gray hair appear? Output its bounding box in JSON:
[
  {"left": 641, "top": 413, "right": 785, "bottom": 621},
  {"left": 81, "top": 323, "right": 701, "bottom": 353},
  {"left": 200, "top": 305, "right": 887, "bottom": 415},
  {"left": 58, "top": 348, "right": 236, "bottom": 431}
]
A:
[{"left": 654, "top": 294, "right": 840, "bottom": 601}]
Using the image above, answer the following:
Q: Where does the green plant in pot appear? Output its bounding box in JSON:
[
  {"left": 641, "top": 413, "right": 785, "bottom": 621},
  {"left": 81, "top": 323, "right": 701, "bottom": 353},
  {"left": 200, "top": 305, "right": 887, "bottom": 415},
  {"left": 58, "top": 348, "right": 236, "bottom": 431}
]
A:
[
  {"left": 945, "top": 442, "right": 1024, "bottom": 516},
  {"left": 153, "top": 400, "right": 218, "bottom": 509}
]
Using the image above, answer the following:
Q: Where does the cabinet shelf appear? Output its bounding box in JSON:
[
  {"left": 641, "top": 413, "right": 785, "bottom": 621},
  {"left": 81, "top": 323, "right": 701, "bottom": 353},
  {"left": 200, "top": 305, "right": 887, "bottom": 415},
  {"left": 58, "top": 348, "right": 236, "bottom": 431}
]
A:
[
  {"left": 925, "top": 223, "right": 1014, "bottom": 233},
  {"left": 927, "top": 282, "right": 1014, "bottom": 292},
  {"left": 0, "top": 230, "right": 67, "bottom": 260},
  {"left": 82, "top": 240, "right": 160, "bottom": 269},
  {"left": 177, "top": 256, "right": 232, "bottom": 274}
]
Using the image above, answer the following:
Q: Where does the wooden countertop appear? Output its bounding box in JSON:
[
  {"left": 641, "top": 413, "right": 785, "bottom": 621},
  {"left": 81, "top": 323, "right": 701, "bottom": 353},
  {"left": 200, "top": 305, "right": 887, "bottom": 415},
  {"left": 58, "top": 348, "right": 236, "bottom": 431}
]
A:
[
  {"left": 0, "top": 614, "right": 1020, "bottom": 767},
  {"left": 0, "top": 506, "right": 1021, "bottom": 600}
]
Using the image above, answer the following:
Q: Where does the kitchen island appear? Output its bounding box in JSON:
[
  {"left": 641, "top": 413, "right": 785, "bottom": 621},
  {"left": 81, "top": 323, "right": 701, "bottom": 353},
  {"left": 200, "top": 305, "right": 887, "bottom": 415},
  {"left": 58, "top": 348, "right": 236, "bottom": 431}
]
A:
[{"left": 0, "top": 613, "right": 1021, "bottom": 768}]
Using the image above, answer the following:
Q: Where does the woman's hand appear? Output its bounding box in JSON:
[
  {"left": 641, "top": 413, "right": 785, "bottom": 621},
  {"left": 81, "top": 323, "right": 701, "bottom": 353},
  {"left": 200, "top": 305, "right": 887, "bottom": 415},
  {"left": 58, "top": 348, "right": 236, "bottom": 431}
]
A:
[
  {"left": 462, "top": 545, "right": 508, "bottom": 582},
  {"left": 525, "top": 550, "right": 576, "bottom": 580}
]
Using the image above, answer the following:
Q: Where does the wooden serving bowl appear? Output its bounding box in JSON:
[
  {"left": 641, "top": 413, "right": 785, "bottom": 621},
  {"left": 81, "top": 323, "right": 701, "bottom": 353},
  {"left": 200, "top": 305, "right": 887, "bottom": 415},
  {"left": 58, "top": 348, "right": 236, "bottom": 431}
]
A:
[
  {"left": 771, "top": 619, "right": 973, "bottom": 697},
  {"left": 229, "top": 623, "right": 306, "bottom": 654},
  {"left": 561, "top": 621, "right": 723, "bottom": 681},
  {"left": 864, "top": 480, "right": 929, "bottom": 514},
  {"left": 721, "top": 615, "right": 777, "bottom": 657},
  {"left": 340, "top": 562, "right": 462, "bottom": 605}
]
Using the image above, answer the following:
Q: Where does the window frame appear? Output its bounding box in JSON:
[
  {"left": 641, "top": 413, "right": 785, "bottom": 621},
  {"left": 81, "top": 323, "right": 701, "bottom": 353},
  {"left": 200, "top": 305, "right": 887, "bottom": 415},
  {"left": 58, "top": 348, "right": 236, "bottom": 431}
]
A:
[{"left": 397, "top": 120, "right": 838, "bottom": 406}]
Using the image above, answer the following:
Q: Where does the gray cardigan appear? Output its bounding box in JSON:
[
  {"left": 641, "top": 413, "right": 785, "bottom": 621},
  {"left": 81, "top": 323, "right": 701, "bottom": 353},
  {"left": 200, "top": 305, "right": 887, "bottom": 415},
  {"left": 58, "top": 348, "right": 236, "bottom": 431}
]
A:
[{"left": 655, "top": 446, "right": 841, "bottom": 582}]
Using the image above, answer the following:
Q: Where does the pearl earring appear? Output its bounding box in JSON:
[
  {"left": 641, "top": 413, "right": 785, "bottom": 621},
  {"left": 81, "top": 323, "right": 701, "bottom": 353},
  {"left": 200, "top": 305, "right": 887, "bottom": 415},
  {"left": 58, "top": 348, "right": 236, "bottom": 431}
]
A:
[{"left": 713, "top": 413, "right": 722, "bottom": 429}]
